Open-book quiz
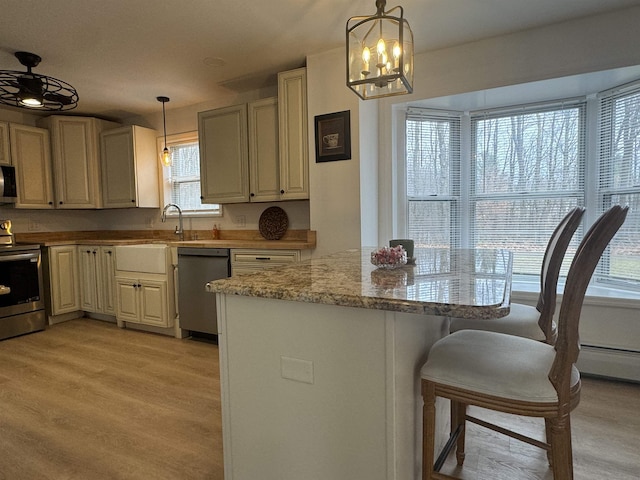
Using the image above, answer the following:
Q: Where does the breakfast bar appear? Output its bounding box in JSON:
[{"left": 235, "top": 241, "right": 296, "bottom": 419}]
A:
[{"left": 207, "top": 247, "right": 512, "bottom": 480}]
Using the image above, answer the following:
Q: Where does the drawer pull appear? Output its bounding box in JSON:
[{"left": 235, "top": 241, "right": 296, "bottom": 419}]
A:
[{"left": 256, "top": 257, "right": 271, "bottom": 261}]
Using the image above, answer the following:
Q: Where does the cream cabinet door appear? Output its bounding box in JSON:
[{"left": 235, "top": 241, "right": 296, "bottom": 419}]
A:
[
  {"left": 100, "top": 125, "right": 159, "bottom": 208},
  {"left": 248, "top": 97, "right": 280, "bottom": 202},
  {"left": 41, "top": 116, "right": 117, "bottom": 209},
  {"left": 78, "top": 246, "right": 100, "bottom": 312},
  {"left": 100, "top": 126, "right": 137, "bottom": 207},
  {"left": 0, "top": 121, "right": 10, "bottom": 166},
  {"left": 10, "top": 124, "right": 54, "bottom": 209},
  {"left": 115, "top": 278, "right": 140, "bottom": 323},
  {"left": 278, "top": 68, "right": 309, "bottom": 200},
  {"left": 198, "top": 104, "right": 249, "bottom": 203},
  {"left": 139, "top": 280, "right": 169, "bottom": 327},
  {"left": 49, "top": 246, "right": 80, "bottom": 315},
  {"left": 100, "top": 247, "right": 117, "bottom": 316}
]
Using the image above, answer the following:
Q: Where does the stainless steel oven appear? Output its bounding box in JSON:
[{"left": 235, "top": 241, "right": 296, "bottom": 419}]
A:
[{"left": 0, "top": 220, "right": 46, "bottom": 340}]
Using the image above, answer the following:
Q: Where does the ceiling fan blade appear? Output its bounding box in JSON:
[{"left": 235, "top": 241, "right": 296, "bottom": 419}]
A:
[{"left": 43, "top": 91, "right": 74, "bottom": 105}]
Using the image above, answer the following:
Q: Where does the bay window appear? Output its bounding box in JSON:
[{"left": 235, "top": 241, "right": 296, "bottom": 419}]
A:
[{"left": 406, "top": 81, "right": 640, "bottom": 290}]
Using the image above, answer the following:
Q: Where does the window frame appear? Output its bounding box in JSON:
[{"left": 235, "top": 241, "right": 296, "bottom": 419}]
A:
[{"left": 158, "top": 131, "right": 221, "bottom": 218}]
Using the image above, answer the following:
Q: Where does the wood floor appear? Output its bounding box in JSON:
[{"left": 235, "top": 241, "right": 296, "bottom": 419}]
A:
[
  {"left": 1, "top": 318, "right": 639, "bottom": 479},
  {"left": 0, "top": 319, "right": 222, "bottom": 480}
]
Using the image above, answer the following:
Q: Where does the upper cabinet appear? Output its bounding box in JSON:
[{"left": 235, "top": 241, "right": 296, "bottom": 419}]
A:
[
  {"left": 10, "top": 124, "right": 54, "bottom": 209},
  {"left": 278, "top": 67, "right": 309, "bottom": 200},
  {"left": 0, "top": 121, "right": 10, "bottom": 166},
  {"left": 248, "top": 97, "right": 280, "bottom": 202},
  {"left": 100, "top": 125, "right": 160, "bottom": 208},
  {"left": 198, "top": 67, "right": 309, "bottom": 204},
  {"left": 198, "top": 104, "right": 249, "bottom": 204},
  {"left": 38, "top": 116, "right": 118, "bottom": 208}
]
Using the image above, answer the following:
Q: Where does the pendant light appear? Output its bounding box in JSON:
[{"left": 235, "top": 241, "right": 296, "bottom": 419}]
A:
[
  {"left": 346, "top": 0, "right": 414, "bottom": 100},
  {"left": 0, "top": 51, "right": 79, "bottom": 111},
  {"left": 157, "top": 96, "right": 171, "bottom": 167}
]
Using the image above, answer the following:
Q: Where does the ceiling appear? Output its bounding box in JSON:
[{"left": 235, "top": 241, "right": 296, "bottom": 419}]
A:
[{"left": 2, "top": 0, "right": 640, "bottom": 121}]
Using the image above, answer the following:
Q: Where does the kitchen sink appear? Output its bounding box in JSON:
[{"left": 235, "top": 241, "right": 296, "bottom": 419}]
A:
[{"left": 115, "top": 244, "right": 168, "bottom": 274}]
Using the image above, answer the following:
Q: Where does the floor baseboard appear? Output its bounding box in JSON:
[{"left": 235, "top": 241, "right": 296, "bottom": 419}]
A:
[{"left": 578, "top": 345, "right": 640, "bottom": 382}]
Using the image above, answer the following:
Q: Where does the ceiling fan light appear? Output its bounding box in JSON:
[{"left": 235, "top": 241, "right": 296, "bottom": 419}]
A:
[{"left": 18, "top": 95, "right": 44, "bottom": 107}]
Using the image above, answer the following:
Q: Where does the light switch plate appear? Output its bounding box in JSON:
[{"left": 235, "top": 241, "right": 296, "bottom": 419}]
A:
[{"left": 281, "top": 356, "right": 314, "bottom": 384}]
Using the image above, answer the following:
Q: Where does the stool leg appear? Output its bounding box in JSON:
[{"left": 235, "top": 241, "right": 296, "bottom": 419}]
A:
[
  {"left": 451, "top": 400, "right": 467, "bottom": 466},
  {"left": 549, "top": 414, "right": 574, "bottom": 480},
  {"left": 422, "top": 380, "right": 436, "bottom": 480}
]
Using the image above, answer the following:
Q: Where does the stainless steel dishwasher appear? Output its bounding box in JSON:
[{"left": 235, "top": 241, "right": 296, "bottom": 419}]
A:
[{"left": 177, "top": 248, "right": 230, "bottom": 336}]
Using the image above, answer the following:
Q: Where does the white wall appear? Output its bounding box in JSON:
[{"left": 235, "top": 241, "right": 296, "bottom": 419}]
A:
[{"left": 307, "top": 48, "right": 364, "bottom": 257}]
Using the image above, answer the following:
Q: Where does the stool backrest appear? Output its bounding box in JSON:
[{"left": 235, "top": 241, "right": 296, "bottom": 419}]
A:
[
  {"left": 537, "top": 206, "right": 585, "bottom": 342},
  {"left": 549, "top": 205, "right": 628, "bottom": 398}
]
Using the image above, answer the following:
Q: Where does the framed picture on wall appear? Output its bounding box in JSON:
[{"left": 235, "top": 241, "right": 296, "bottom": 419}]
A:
[{"left": 314, "top": 110, "right": 351, "bottom": 162}]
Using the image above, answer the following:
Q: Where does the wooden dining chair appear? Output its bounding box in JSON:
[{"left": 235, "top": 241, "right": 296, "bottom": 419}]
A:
[
  {"left": 449, "top": 206, "right": 585, "bottom": 344},
  {"left": 420, "top": 205, "right": 628, "bottom": 480}
]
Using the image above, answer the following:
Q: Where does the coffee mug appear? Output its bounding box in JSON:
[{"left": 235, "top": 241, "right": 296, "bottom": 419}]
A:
[
  {"left": 389, "top": 239, "right": 414, "bottom": 259},
  {"left": 323, "top": 133, "right": 339, "bottom": 148}
]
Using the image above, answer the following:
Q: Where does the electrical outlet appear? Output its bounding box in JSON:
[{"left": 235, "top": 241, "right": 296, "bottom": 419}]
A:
[
  {"left": 28, "top": 219, "right": 40, "bottom": 231},
  {"left": 280, "top": 356, "right": 314, "bottom": 384},
  {"left": 235, "top": 215, "right": 246, "bottom": 227},
  {"left": 145, "top": 217, "right": 154, "bottom": 229}
]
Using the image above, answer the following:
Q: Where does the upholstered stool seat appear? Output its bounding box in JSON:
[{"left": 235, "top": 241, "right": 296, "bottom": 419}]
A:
[
  {"left": 422, "top": 329, "right": 579, "bottom": 404},
  {"left": 449, "top": 304, "right": 553, "bottom": 342}
]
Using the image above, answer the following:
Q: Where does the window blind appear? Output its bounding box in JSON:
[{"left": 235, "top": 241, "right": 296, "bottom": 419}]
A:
[
  {"left": 406, "top": 108, "right": 461, "bottom": 248},
  {"left": 470, "top": 103, "right": 586, "bottom": 276},
  {"left": 598, "top": 84, "right": 640, "bottom": 284},
  {"left": 167, "top": 141, "right": 218, "bottom": 213}
]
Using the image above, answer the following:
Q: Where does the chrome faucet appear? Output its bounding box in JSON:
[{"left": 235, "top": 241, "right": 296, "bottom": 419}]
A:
[{"left": 161, "top": 203, "right": 184, "bottom": 240}]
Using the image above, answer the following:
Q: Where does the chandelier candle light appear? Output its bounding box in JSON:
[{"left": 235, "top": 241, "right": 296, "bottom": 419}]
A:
[
  {"left": 346, "top": 0, "right": 414, "bottom": 100},
  {"left": 157, "top": 96, "right": 171, "bottom": 167}
]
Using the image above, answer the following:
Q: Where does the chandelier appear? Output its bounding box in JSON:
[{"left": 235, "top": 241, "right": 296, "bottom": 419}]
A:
[
  {"left": 0, "top": 52, "right": 78, "bottom": 111},
  {"left": 346, "top": 0, "right": 414, "bottom": 100}
]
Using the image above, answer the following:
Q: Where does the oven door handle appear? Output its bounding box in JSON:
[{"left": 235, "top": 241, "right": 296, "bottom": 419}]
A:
[
  {"left": 0, "top": 285, "right": 10, "bottom": 295},
  {"left": 0, "top": 252, "right": 40, "bottom": 262}
]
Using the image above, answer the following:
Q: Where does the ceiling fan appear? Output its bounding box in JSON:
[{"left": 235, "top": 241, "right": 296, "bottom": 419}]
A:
[{"left": 0, "top": 51, "right": 79, "bottom": 111}]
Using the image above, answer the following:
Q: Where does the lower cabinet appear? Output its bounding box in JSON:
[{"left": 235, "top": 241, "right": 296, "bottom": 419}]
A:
[
  {"left": 78, "top": 245, "right": 116, "bottom": 316},
  {"left": 114, "top": 276, "right": 170, "bottom": 327},
  {"left": 47, "top": 246, "right": 81, "bottom": 315}
]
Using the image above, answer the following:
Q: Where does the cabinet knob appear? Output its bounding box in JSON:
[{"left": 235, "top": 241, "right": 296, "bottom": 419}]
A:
[
  {"left": 131, "top": 199, "right": 135, "bottom": 203},
  {"left": 86, "top": 250, "right": 91, "bottom": 253},
  {"left": 280, "top": 190, "right": 285, "bottom": 194},
  {"left": 250, "top": 193, "right": 255, "bottom": 197},
  {"left": 59, "top": 201, "right": 63, "bottom": 205},
  {"left": 48, "top": 201, "right": 53, "bottom": 205},
  {"left": 200, "top": 196, "right": 204, "bottom": 200}
]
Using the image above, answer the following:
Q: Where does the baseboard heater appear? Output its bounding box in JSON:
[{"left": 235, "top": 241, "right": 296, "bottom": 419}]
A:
[{"left": 577, "top": 345, "right": 640, "bottom": 383}]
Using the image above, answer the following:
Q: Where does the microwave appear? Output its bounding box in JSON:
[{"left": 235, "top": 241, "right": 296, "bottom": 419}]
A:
[{"left": 0, "top": 165, "right": 17, "bottom": 204}]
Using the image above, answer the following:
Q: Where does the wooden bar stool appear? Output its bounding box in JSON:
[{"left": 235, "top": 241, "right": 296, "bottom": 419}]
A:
[{"left": 420, "top": 205, "right": 628, "bottom": 480}]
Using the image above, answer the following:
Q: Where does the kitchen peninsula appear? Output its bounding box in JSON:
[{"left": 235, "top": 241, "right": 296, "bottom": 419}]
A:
[{"left": 207, "top": 247, "right": 512, "bottom": 480}]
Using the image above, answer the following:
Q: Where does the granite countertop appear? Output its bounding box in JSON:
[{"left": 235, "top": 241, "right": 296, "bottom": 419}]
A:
[
  {"left": 207, "top": 247, "right": 513, "bottom": 318},
  {"left": 17, "top": 230, "right": 316, "bottom": 250}
]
